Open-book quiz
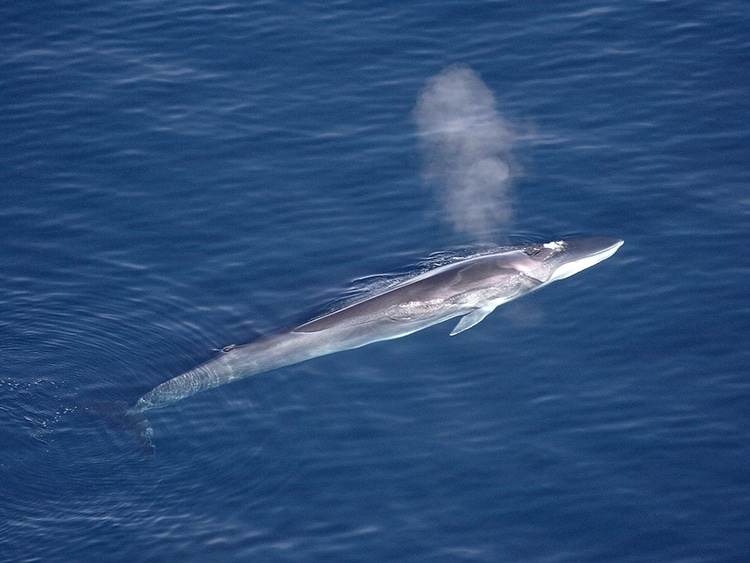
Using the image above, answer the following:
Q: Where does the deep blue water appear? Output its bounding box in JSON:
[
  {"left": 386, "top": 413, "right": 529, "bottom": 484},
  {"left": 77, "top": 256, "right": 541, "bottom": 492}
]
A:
[{"left": 2, "top": 1, "right": 749, "bottom": 561}]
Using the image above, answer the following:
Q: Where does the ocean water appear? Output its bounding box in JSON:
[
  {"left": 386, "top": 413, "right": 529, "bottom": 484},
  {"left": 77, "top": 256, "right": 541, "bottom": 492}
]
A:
[{"left": 1, "top": 1, "right": 749, "bottom": 561}]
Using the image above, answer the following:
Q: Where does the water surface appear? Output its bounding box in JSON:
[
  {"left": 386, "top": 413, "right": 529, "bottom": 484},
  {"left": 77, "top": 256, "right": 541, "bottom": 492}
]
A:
[{"left": 1, "top": 1, "right": 748, "bottom": 561}]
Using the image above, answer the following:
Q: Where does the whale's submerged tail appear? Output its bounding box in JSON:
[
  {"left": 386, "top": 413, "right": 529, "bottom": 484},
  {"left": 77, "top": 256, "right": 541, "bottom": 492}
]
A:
[
  {"left": 81, "top": 399, "right": 156, "bottom": 454},
  {"left": 124, "top": 406, "right": 155, "bottom": 453}
]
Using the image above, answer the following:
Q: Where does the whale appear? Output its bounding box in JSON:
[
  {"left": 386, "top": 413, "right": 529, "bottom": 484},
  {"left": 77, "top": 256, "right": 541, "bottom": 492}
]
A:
[{"left": 131, "top": 237, "right": 622, "bottom": 421}]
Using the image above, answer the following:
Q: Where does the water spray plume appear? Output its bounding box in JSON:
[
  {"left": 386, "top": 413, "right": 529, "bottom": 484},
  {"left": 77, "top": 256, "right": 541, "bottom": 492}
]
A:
[{"left": 414, "top": 66, "right": 517, "bottom": 239}]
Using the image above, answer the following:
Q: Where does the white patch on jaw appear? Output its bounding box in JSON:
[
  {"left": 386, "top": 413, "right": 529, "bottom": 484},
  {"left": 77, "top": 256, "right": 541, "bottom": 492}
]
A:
[{"left": 543, "top": 241, "right": 565, "bottom": 251}]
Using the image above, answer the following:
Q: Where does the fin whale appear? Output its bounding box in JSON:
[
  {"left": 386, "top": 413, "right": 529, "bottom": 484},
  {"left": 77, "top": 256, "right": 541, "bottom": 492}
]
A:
[{"left": 132, "top": 237, "right": 623, "bottom": 417}]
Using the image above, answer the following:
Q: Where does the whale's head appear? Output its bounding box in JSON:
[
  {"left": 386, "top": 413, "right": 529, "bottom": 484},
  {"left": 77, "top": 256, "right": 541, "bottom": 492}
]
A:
[{"left": 516, "top": 237, "right": 624, "bottom": 284}]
